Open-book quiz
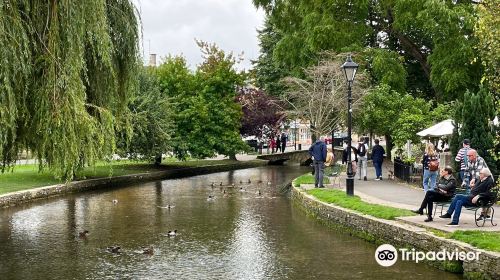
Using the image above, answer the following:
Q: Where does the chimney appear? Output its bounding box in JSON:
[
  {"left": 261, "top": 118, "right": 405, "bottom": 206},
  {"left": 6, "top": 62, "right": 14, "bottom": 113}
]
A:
[{"left": 149, "top": 53, "right": 157, "bottom": 67}]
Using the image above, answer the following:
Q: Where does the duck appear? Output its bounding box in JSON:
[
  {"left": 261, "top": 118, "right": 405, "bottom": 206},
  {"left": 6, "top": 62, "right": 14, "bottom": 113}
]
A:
[
  {"left": 207, "top": 195, "right": 214, "bottom": 201},
  {"left": 239, "top": 187, "right": 245, "bottom": 192},
  {"left": 257, "top": 180, "right": 263, "bottom": 184},
  {"left": 257, "top": 190, "right": 262, "bottom": 196},
  {"left": 157, "top": 204, "right": 175, "bottom": 209},
  {"left": 267, "top": 181, "right": 272, "bottom": 185},
  {"left": 220, "top": 182, "right": 223, "bottom": 186},
  {"left": 247, "top": 179, "right": 251, "bottom": 184},
  {"left": 239, "top": 180, "right": 243, "bottom": 184},
  {"left": 142, "top": 246, "right": 154, "bottom": 255},
  {"left": 112, "top": 199, "right": 118, "bottom": 204},
  {"left": 211, "top": 182, "right": 216, "bottom": 187},
  {"left": 107, "top": 246, "right": 121, "bottom": 254},
  {"left": 79, "top": 230, "right": 89, "bottom": 238},
  {"left": 230, "top": 183, "right": 235, "bottom": 188},
  {"left": 167, "top": 230, "right": 177, "bottom": 237}
]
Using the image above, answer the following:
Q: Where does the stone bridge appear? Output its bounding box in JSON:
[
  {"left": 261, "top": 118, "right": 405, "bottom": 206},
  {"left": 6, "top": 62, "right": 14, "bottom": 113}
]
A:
[{"left": 256, "top": 148, "right": 344, "bottom": 166}]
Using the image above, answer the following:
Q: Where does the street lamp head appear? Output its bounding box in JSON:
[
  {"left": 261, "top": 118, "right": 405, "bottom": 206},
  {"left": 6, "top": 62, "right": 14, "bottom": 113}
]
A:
[{"left": 341, "top": 54, "right": 359, "bottom": 83}]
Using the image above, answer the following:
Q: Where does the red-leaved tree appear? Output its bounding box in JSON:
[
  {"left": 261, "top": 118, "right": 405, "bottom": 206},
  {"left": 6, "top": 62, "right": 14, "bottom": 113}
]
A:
[{"left": 237, "top": 87, "right": 286, "bottom": 141}]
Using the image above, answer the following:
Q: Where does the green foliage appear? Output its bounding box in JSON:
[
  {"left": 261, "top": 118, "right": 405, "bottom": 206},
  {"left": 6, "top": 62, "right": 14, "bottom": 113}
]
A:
[
  {"left": 454, "top": 88, "right": 497, "bottom": 175},
  {"left": 117, "top": 67, "right": 173, "bottom": 161},
  {"left": 195, "top": 41, "right": 250, "bottom": 159},
  {"left": 356, "top": 84, "right": 432, "bottom": 149},
  {"left": 0, "top": 0, "right": 139, "bottom": 179},
  {"left": 155, "top": 56, "right": 195, "bottom": 159},
  {"left": 155, "top": 43, "right": 249, "bottom": 160},
  {"left": 307, "top": 188, "right": 416, "bottom": 220},
  {"left": 366, "top": 49, "right": 407, "bottom": 93},
  {"left": 254, "top": 0, "right": 483, "bottom": 101}
]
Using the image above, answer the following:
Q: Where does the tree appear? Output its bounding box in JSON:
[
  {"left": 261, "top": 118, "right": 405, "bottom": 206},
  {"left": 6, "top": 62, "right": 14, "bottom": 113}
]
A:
[
  {"left": 253, "top": 0, "right": 481, "bottom": 101},
  {"left": 0, "top": 0, "right": 139, "bottom": 179},
  {"left": 282, "top": 53, "right": 370, "bottom": 141},
  {"left": 355, "top": 84, "right": 434, "bottom": 158},
  {"left": 453, "top": 88, "right": 497, "bottom": 176},
  {"left": 155, "top": 55, "right": 196, "bottom": 159},
  {"left": 117, "top": 67, "right": 173, "bottom": 164},
  {"left": 237, "top": 87, "right": 286, "bottom": 141},
  {"left": 194, "top": 41, "right": 249, "bottom": 160}
]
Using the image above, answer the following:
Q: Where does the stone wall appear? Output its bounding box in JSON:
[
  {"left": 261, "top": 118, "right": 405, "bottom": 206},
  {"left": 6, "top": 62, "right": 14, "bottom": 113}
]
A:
[
  {"left": 291, "top": 187, "right": 500, "bottom": 280},
  {"left": 0, "top": 161, "right": 267, "bottom": 208}
]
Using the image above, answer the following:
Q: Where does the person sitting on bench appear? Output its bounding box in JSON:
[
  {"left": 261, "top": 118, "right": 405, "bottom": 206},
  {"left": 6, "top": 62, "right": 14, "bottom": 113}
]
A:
[
  {"left": 412, "top": 166, "right": 457, "bottom": 222},
  {"left": 440, "top": 168, "right": 495, "bottom": 226}
]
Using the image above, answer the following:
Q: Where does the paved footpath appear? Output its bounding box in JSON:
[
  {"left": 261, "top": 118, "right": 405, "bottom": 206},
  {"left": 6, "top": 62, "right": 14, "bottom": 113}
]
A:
[{"left": 314, "top": 163, "right": 499, "bottom": 233}]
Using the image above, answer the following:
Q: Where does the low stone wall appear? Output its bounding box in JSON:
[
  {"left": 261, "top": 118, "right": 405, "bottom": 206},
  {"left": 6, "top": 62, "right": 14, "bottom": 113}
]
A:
[
  {"left": 291, "top": 186, "right": 500, "bottom": 280},
  {"left": 0, "top": 160, "right": 267, "bottom": 208}
]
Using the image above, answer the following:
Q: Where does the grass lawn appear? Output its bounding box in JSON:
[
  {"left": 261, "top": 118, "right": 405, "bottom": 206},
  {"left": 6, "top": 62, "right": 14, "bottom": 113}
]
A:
[
  {"left": 306, "top": 188, "right": 415, "bottom": 220},
  {"left": 293, "top": 173, "right": 330, "bottom": 187},
  {"left": 449, "top": 230, "right": 500, "bottom": 252},
  {"left": 0, "top": 158, "right": 251, "bottom": 195}
]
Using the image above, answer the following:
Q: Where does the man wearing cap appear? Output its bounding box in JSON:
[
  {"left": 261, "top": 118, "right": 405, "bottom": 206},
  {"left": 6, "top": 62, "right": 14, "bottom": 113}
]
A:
[{"left": 455, "top": 139, "right": 470, "bottom": 185}]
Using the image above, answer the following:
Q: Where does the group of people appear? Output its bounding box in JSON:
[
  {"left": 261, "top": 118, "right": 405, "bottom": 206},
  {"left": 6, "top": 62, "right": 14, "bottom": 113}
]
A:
[
  {"left": 270, "top": 132, "right": 288, "bottom": 153},
  {"left": 308, "top": 136, "right": 386, "bottom": 188},
  {"left": 413, "top": 139, "right": 496, "bottom": 226},
  {"left": 341, "top": 138, "right": 386, "bottom": 181}
]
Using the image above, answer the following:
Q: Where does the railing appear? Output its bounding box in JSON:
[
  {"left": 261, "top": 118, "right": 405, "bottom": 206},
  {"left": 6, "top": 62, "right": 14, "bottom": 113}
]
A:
[{"left": 393, "top": 158, "right": 422, "bottom": 183}]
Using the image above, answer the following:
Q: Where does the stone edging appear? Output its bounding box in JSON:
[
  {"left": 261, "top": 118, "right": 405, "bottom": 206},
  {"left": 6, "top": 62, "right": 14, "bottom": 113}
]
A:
[
  {"left": 291, "top": 184, "right": 500, "bottom": 280},
  {"left": 0, "top": 160, "right": 267, "bottom": 208}
]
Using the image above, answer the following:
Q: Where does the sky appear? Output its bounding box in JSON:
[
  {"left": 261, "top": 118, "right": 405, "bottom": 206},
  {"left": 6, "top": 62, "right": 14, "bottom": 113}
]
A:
[{"left": 132, "top": 0, "right": 265, "bottom": 70}]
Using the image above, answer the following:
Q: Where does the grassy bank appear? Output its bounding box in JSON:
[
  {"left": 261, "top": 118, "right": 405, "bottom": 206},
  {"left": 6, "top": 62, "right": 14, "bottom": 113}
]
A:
[
  {"left": 293, "top": 171, "right": 415, "bottom": 220},
  {"left": 428, "top": 230, "right": 500, "bottom": 253},
  {"left": 0, "top": 159, "right": 259, "bottom": 195},
  {"left": 306, "top": 188, "right": 416, "bottom": 220},
  {"left": 293, "top": 173, "right": 330, "bottom": 187}
]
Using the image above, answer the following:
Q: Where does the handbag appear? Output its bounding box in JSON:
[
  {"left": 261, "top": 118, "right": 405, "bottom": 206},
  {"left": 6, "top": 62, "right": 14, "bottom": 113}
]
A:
[{"left": 429, "top": 159, "right": 439, "bottom": 171}]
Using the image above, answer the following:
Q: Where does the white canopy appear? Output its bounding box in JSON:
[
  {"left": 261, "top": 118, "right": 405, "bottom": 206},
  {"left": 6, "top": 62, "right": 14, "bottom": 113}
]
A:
[{"left": 417, "top": 119, "right": 454, "bottom": 137}]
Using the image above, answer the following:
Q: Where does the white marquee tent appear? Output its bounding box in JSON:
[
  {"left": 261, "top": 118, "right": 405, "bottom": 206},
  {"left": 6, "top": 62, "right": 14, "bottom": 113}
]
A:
[{"left": 417, "top": 119, "right": 454, "bottom": 137}]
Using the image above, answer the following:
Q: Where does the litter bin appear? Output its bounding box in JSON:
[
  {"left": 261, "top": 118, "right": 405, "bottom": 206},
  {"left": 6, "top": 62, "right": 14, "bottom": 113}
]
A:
[{"left": 298, "top": 144, "right": 302, "bottom": 150}]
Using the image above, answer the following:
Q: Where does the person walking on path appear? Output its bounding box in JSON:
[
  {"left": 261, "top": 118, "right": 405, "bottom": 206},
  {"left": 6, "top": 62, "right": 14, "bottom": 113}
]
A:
[
  {"left": 357, "top": 138, "right": 368, "bottom": 181},
  {"left": 371, "top": 139, "right": 385, "bottom": 180},
  {"left": 276, "top": 135, "right": 281, "bottom": 154},
  {"left": 280, "top": 132, "right": 288, "bottom": 153},
  {"left": 270, "top": 137, "right": 276, "bottom": 154},
  {"left": 309, "top": 137, "right": 327, "bottom": 188},
  {"left": 412, "top": 166, "right": 457, "bottom": 222},
  {"left": 440, "top": 168, "right": 495, "bottom": 226},
  {"left": 455, "top": 139, "right": 471, "bottom": 183},
  {"left": 422, "top": 143, "right": 439, "bottom": 192}
]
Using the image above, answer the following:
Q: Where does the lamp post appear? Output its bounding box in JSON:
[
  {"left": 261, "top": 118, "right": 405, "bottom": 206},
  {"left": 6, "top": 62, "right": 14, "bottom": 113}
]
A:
[
  {"left": 294, "top": 119, "right": 298, "bottom": 150},
  {"left": 341, "top": 54, "right": 358, "bottom": 196}
]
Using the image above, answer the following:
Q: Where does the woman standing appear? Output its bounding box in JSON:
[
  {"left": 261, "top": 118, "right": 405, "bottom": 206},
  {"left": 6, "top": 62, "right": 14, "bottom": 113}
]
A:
[{"left": 422, "top": 143, "right": 439, "bottom": 192}]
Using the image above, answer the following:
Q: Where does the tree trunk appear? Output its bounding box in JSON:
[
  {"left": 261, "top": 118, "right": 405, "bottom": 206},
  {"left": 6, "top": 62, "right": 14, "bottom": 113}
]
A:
[
  {"left": 385, "top": 134, "right": 393, "bottom": 160},
  {"left": 229, "top": 154, "right": 237, "bottom": 160},
  {"left": 311, "top": 124, "right": 317, "bottom": 143},
  {"left": 154, "top": 154, "right": 162, "bottom": 166}
]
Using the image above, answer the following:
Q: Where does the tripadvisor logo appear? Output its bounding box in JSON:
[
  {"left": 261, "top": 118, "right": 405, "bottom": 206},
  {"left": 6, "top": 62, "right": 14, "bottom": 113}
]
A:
[
  {"left": 375, "top": 244, "right": 481, "bottom": 267},
  {"left": 375, "top": 244, "right": 398, "bottom": 267}
]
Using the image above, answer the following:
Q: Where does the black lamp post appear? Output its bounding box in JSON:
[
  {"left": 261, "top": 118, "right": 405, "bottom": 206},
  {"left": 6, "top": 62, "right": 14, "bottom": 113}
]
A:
[{"left": 341, "top": 54, "right": 358, "bottom": 196}]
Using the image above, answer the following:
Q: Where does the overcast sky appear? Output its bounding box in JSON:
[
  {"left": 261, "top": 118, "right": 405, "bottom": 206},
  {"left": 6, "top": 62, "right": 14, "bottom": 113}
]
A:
[{"left": 132, "top": 0, "right": 265, "bottom": 70}]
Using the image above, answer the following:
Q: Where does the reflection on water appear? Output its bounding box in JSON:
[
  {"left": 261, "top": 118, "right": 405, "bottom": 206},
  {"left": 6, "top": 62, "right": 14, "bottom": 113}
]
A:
[{"left": 0, "top": 166, "right": 461, "bottom": 279}]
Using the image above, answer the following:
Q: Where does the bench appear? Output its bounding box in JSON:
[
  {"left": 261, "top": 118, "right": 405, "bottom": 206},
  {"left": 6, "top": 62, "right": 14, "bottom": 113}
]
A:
[{"left": 433, "top": 187, "right": 498, "bottom": 227}]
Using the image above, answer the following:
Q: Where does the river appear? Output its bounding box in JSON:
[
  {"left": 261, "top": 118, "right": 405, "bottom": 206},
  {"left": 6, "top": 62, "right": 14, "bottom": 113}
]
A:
[{"left": 0, "top": 166, "right": 461, "bottom": 279}]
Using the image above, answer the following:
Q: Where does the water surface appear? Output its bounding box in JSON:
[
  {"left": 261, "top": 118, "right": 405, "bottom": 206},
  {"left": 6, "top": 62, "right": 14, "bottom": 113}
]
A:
[{"left": 0, "top": 166, "right": 462, "bottom": 279}]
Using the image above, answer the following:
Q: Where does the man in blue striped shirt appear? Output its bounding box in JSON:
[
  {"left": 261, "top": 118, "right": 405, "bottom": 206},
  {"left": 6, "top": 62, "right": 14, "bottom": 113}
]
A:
[{"left": 455, "top": 139, "right": 470, "bottom": 182}]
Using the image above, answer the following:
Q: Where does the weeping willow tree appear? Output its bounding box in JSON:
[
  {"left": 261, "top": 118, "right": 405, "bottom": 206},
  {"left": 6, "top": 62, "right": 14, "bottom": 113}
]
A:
[{"left": 0, "top": 0, "right": 139, "bottom": 179}]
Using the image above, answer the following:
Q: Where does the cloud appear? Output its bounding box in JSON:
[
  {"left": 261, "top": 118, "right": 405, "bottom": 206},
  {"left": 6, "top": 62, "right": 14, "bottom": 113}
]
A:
[{"left": 133, "top": 0, "right": 265, "bottom": 70}]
